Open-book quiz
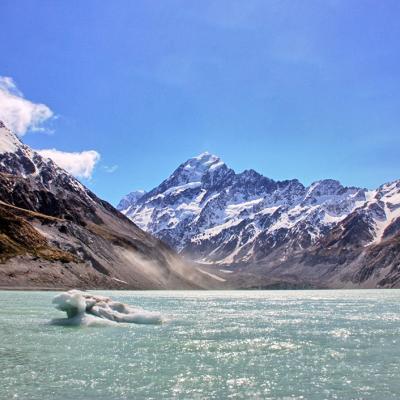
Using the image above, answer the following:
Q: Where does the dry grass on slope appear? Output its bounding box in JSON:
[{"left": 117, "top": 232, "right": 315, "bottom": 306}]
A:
[{"left": 0, "top": 202, "right": 78, "bottom": 264}]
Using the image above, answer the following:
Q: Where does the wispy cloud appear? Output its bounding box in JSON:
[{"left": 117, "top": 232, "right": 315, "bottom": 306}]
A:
[
  {"left": 37, "top": 148, "right": 100, "bottom": 179},
  {"left": 103, "top": 164, "right": 118, "bottom": 173},
  {"left": 0, "top": 76, "right": 54, "bottom": 136}
]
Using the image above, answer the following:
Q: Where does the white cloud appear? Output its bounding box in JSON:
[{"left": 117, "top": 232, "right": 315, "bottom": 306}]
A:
[
  {"left": 1, "top": 76, "right": 101, "bottom": 179},
  {"left": 37, "top": 148, "right": 100, "bottom": 179},
  {"left": 0, "top": 76, "right": 53, "bottom": 136}
]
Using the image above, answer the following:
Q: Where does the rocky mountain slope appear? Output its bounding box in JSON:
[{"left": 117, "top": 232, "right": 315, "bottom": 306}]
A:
[
  {"left": 0, "top": 121, "right": 213, "bottom": 289},
  {"left": 119, "top": 152, "right": 400, "bottom": 288}
]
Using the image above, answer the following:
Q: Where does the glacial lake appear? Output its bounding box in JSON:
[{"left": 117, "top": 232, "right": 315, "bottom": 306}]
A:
[{"left": 0, "top": 290, "right": 399, "bottom": 399}]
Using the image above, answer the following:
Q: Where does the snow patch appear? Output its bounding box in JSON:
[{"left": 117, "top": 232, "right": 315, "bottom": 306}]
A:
[
  {"left": 0, "top": 125, "right": 21, "bottom": 154},
  {"left": 196, "top": 268, "right": 226, "bottom": 282}
]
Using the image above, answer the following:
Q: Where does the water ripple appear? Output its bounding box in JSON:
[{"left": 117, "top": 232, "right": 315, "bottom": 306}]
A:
[{"left": 0, "top": 289, "right": 399, "bottom": 399}]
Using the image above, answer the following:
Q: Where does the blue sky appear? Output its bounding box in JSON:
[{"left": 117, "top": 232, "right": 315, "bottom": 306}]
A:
[{"left": 1, "top": 0, "right": 399, "bottom": 205}]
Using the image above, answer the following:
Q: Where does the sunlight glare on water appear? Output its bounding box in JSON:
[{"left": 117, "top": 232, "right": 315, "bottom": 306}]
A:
[{"left": 0, "top": 290, "right": 399, "bottom": 399}]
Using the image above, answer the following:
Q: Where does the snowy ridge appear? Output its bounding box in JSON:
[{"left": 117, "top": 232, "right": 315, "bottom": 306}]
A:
[
  {"left": 0, "top": 121, "right": 21, "bottom": 154},
  {"left": 117, "top": 190, "right": 147, "bottom": 213},
  {"left": 355, "top": 180, "right": 400, "bottom": 244},
  {"left": 0, "top": 120, "right": 93, "bottom": 201},
  {"left": 118, "top": 153, "right": 400, "bottom": 266}
]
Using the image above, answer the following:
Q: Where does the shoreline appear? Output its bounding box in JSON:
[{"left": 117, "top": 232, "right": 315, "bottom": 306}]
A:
[
  {"left": 0, "top": 286, "right": 71, "bottom": 291},
  {"left": 0, "top": 286, "right": 398, "bottom": 292}
]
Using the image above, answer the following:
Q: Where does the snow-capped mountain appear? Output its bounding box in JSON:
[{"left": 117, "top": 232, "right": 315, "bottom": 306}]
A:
[
  {"left": 118, "top": 152, "right": 400, "bottom": 288},
  {"left": 0, "top": 121, "right": 212, "bottom": 289},
  {"left": 0, "top": 120, "right": 97, "bottom": 210}
]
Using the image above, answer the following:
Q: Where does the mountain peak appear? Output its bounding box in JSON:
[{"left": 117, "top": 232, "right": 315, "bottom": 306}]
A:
[
  {"left": 117, "top": 189, "right": 147, "bottom": 211},
  {"left": 193, "top": 151, "right": 218, "bottom": 161},
  {"left": 167, "top": 152, "right": 227, "bottom": 185},
  {"left": 190, "top": 152, "right": 223, "bottom": 168},
  {"left": 0, "top": 120, "right": 23, "bottom": 154}
]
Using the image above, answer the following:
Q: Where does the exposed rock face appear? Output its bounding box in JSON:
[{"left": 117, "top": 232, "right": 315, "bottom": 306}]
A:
[
  {"left": 119, "top": 152, "right": 400, "bottom": 288},
  {"left": 0, "top": 122, "right": 213, "bottom": 289}
]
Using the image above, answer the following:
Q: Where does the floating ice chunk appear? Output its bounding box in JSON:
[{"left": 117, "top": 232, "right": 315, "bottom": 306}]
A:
[
  {"left": 51, "top": 290, "right": 163, "bottom": 326},
  {"left": 53, "top": 290, "right": 87, "bottom": 318},
  {"left": 50, "top": 312, "right": 117, "bottom": 327}
]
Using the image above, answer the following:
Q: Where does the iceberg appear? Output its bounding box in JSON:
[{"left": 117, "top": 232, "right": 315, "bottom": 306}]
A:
[{"left": 51, "top": 290, "right": 163, "bottom": 326}]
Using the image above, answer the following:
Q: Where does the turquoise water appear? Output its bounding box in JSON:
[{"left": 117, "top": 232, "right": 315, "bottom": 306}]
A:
[{"left": 1, "top": 290, "right": 399, "bottom": 400}]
